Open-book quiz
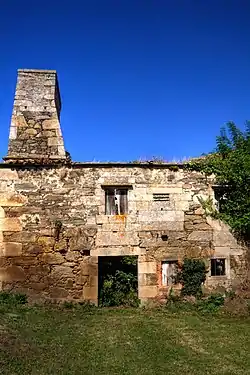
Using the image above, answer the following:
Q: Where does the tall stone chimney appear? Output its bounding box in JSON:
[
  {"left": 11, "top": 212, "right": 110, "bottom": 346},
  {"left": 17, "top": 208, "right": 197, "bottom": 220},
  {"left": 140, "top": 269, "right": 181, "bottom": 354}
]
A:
[{"left": 5, "top": 69, "right": 66, "bottom": 162}]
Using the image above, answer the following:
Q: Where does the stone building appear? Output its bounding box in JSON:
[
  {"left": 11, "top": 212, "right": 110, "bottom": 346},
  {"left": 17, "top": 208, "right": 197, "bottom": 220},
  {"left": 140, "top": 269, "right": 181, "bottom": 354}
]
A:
[{"left": 0, "top": 69, "right": 246, "bottom": 304}]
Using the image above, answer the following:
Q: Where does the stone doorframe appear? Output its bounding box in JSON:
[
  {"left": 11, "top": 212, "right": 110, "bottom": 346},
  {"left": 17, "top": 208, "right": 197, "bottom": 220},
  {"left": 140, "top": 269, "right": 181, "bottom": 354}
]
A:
[{"left": 82, "top": 248, "right": 158, "bottom": 305}]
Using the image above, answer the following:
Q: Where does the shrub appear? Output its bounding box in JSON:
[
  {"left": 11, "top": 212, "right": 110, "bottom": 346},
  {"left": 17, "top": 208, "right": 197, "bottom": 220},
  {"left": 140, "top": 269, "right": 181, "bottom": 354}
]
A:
[
  {"left": 177, "top": 258, "right": 207, "bottom": 297},
  {"left": 63, "top": 301, "right": 74, "bottom": 309},
  {"left": 197, "top": 293, "right": 225, "bottom": 313},
  {"left": 99, "top": 270, "right": 139, "bottom": 307},
  {"left": 168, "top": 287, "right": 181, "bottom": 303},
  {"left": 0, "top": 292, "right": 27, "bottom": 305}
]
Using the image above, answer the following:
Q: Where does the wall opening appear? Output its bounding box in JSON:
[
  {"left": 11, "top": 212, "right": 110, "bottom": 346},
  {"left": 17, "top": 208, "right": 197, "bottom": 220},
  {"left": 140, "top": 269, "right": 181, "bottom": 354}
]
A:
[
  {"left": 153, "top": 193, "right": 170, "bottom": 201},
  {"left": 210, "top": 258, "right": 226, "bottom": 276},
  {"left": 161, "top": 260, "right": 178, "bottom": 286},
  {"left": 104, "top": 187, "right": 128, "bottom": 215},
  {"left": 98, "top": 256, "right": 138, "bottom": 307},
  {"left": 161, "top": 234, "right": 169, "bottom": 241}
]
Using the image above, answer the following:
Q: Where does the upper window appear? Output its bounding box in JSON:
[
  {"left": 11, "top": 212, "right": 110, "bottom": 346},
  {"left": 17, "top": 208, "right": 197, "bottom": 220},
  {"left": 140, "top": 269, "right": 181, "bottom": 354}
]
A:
[
  {"left": 162, "top": 261, "right": 178, "bottom": 286},
  {"left": 211, "top": 258, "right": 226, "bottom": 276},
  {"left": 105, "top": 188, "right": 128, "bottom": 215},
  {"left": 213, "top": 186, "right": 228, "bottom": 212}
]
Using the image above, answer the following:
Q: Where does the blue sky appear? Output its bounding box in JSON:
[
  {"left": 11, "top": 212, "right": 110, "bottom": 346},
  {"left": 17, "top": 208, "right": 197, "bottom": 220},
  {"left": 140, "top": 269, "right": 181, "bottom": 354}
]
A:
[{"left": 0, "top": 1, "right": 250, "bottom": 162}]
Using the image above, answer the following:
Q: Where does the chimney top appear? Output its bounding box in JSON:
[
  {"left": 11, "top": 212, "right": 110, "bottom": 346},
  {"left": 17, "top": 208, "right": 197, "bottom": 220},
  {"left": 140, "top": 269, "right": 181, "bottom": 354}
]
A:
[{"left": 4, "top": 69, "right": 66, "bottom": 163}]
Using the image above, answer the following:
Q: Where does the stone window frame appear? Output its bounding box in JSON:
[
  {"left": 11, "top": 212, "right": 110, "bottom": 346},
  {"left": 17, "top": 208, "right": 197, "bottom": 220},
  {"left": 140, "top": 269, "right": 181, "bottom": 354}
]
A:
[
  {"left": 209, "top": 257, "right": 228, "bottom": 278},
  {"left": 101, "top": 185, "right": 133, "bottom": 216},
  {"left": 161, "top": 260, "right": 179, "bottom": 287},
  {"left": 212, "top": 185, "right": 228, "bottom": 212}
]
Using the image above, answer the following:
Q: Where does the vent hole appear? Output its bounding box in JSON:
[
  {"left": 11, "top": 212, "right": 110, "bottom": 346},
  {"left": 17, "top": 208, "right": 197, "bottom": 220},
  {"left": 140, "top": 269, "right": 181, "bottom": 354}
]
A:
[
  {"left": 153, "top": 193, "right": 170, "bottom": 201},
  {"left": 161, "top": 235, "right": 169, "bottom": 241},
  {"left": 59, "top": 249, "right": 67, "bottom": 255},
  {"left": 81, "top": 250, "right": 90, "bottom": 256}
]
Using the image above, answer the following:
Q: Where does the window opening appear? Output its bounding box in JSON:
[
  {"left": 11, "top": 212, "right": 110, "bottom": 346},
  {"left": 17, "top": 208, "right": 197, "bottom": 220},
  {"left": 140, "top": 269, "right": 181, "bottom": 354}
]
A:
[
  {"left": 213, "top": 186, "right": 228, "bottom": 212},
  {"left": 105, "top": 188, "right": 128, "bottom": 215},
  {"left": 162, "top": 261, "right": 178, "bottom": 286},
  {"left": 211, "top": 258, "right": 226, "bottom": 276}
]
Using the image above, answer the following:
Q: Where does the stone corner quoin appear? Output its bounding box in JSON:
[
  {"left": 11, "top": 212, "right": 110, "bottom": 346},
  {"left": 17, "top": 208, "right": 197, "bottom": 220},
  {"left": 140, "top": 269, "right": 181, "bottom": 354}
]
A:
[{"left": 0, "top": 69, "right": 246, "bottom": 304}]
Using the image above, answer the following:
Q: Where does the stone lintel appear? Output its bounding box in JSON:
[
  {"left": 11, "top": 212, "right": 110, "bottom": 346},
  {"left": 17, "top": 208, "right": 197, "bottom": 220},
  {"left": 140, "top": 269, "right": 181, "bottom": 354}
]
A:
[
  {"left": 91, "top": 247, "right": 145, "bottom": 257},
  {"left": 138, "top": 261, "right": 157, "bottom": 274}
]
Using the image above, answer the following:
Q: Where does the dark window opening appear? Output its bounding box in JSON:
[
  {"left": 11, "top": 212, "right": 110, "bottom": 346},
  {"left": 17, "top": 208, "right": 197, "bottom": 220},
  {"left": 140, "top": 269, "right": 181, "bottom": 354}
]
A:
[
  {"left": 153, "top": 193, "right": 170, "bottom": 201},
  {"left": 105, "top": 188, "right": 128, "bottom": 215},
  {"left": 211, "top": 258, "right": 226, "bottom": 276},
  {"left": 162, "top": 260, "right": 178, "bottom": 286},
  {"left": 213, "top": 186, "right": 228, "bottom": 212}
]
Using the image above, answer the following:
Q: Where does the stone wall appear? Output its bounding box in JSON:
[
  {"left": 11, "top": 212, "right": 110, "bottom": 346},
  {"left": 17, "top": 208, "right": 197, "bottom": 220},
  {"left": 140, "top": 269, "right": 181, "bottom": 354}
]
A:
[{"left": 0, "top": 164, "right": 246, "bottom": 304}]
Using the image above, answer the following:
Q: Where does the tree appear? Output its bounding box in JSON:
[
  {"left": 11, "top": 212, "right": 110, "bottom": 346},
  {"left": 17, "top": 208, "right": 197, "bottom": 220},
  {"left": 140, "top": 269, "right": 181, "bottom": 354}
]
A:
[{"left": 187, "top": 122, "right": 250, "bottom": 241}]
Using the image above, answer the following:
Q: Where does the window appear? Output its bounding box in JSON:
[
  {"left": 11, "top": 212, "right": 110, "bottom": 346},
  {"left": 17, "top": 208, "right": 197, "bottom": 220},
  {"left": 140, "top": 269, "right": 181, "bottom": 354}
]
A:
[
  {"left": 211, "top": 258, "right": 226, "bottom": 276},
  {"left": 153, "top": 193, "right": 170, "bottom": 201},
  {"left": 162, "top": 261, "right": 178, "bottom": 286},
  {"left": 105, "top": 188, "right": 128, "bottom": 215},
  {"left": 213, "top": 185, "right": 228, "bottom": 212}
]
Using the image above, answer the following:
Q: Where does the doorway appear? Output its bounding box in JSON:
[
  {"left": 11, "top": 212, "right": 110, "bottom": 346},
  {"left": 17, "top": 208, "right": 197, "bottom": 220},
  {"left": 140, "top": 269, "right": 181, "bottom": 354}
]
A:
[{"left": 98, "top": 256, "right": 138, "bottom": 307}]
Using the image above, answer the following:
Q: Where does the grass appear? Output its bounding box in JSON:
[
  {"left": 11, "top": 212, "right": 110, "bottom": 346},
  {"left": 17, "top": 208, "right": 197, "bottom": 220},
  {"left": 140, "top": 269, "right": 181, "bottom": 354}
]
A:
[{"left": 0, "top": 303, "right": 250, "bottom": 375}]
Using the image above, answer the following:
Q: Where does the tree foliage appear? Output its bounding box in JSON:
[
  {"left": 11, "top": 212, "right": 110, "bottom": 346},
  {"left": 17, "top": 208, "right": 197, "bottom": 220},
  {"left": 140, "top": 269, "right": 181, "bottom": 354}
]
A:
[{"left": 187, "top": 122, "right": 250, "bottom": 241}]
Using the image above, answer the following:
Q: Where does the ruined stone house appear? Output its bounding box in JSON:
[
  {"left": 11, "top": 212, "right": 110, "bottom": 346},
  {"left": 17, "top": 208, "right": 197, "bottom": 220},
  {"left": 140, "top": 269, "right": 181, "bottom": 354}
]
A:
[{"left": 0, "top": 69, "right": 246, "bottom": 304}]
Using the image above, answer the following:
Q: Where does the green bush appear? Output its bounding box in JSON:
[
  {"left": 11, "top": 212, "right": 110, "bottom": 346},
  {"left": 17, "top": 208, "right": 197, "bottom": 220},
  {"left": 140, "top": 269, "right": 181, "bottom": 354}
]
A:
[
  {"left": 61, "top": 300, "right": 97, "bottom": 311},
  {"left": 0, "top": 292, "right": 27, "bottom": 305},
  {"left": 197, "top": 293, "right": 225, "bottom": 313},
  {"left": 177, "top": 258, "right": 207, "bottom": 297},
  {"left": 99, "top": 270, "right": 139, "bottom": 307},
  {"left": 166, "top": 292, "right": 225, "bottom": 314},
  {"left": 167, "top": 287, "right": 181, "bottom": 303},
  {"left": 63, "top": 301, "right": 74, "bottom": 309}
]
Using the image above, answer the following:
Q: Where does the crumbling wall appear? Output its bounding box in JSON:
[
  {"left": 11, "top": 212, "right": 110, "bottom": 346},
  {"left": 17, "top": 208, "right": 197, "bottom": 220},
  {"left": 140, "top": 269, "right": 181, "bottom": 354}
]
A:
[{"left": 0, "top": 165, "right": 246, "bottom": 303}]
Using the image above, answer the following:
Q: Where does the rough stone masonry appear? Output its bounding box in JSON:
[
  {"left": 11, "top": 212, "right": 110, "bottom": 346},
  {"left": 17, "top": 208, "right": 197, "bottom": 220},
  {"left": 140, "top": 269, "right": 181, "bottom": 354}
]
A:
[{"left": 0, "top": 69, "right": 247, "bottom": 304}]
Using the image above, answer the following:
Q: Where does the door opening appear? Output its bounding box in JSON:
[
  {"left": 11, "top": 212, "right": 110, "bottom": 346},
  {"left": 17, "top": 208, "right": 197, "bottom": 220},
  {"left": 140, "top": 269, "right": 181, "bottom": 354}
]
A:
[{"left": 98, "top": 256, "right": 138, "bottom": 307}]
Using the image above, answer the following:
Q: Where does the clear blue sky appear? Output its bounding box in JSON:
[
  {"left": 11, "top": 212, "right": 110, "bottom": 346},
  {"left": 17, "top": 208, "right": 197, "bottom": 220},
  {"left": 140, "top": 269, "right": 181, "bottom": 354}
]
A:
[{"left": 0, "top": 1, "right": 250, "bottom": 162}]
